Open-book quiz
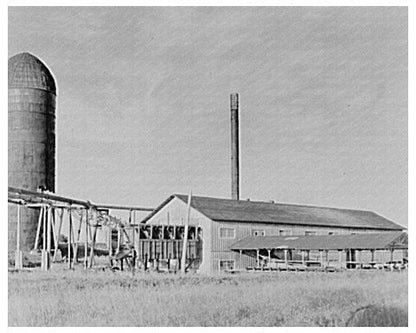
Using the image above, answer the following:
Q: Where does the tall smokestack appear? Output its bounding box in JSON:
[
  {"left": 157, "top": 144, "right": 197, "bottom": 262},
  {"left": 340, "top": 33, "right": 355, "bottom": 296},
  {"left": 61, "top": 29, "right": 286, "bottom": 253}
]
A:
[{"left": 230, "top": 93, "right": 240, "bottom": 200}]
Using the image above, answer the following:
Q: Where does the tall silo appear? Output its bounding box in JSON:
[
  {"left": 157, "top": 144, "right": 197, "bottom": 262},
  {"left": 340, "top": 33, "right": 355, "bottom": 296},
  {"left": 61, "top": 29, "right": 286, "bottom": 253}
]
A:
[{"left": 8, "top": 52, "right": 56, "bottom": 251}]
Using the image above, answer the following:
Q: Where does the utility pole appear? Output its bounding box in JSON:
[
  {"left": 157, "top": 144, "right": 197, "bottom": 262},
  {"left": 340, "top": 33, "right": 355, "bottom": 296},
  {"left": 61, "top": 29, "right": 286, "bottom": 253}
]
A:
[{"left": 181, "top": 191, "right": 192, "bottom": 274}]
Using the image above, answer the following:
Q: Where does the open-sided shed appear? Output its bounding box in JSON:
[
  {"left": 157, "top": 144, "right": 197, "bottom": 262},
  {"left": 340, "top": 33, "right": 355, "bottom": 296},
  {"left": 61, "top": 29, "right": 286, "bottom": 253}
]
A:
[{"left": 230, "top": 232, "right": 408, "bottom": 270}]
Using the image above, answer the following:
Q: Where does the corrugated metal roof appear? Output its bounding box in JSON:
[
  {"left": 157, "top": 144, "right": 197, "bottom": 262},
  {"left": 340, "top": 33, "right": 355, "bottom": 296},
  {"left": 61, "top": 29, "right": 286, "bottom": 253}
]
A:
[
  {"left": 174, "top": 195, "right": 403, "bottom": 230},
  {"left": 8, "top": 52, "right": 56, "bottom": 95},
  {"left": 230, "top": 232, "right": 408, "bottom": 251}
]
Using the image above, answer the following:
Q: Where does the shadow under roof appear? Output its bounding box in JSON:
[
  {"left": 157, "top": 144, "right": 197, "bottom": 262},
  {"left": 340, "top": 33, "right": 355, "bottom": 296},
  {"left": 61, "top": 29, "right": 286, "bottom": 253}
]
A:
[{"left": 230, "top": 232, "right": 408, "bottom": 251}]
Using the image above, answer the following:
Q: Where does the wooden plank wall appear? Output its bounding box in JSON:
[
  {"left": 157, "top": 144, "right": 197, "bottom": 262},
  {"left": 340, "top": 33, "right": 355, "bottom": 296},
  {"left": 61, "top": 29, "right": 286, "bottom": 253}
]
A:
[{"left": 210, "top": 221, "right": 399, "bottom": 272}]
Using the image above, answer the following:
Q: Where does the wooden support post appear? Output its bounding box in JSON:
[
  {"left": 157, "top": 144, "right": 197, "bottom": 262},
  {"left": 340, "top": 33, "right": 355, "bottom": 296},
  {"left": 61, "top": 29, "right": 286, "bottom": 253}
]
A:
[
  {"left": 117, "top": 227, "right": 121, "bottom": 253},
  {"left": 107, "top": 226, "right": 112, "bottom": 254},
  {"left": 168, "top": 254, "right": 171, "bottom": 271},
  {"left": 41, "top": 208, "right": 50, "bottom": 271},
  {"left": 371, "top": 249, "right": 375, "bottom": 262},
  {"left": 256, "top": 249, "right": 260, "bottom": 267},
  {"left": 390, "top": 249, "right": 394, "bottom": 261},
  {"left": 89, "top": 211, "right": 98, "bottom": 268},
  {"left": 267, "top": 249, "right": 271, "bottom": 268},
  {"left": 320, "top": 250, "right": 324, "bottom": 267},
  {"left": 15, "top": 204, "right": 23, "bottom": 270},
  {"left": 122, "top": 228, "right": 131, "bottom": 243},
  {"left": 42, "top": 208, "right": 46, "bottom": 251},
  {"left": 33, "top": 206, "right": 44, "bottom": 252},
  {"left": 284, "top": 249, "right": 288, "bottom": 268},
  {"left": 338, "top": 250, "right": 343, "bottom": 269},
  {"left": 74, "top": 212, "right": 83, "bottom": 263},
  {"left": 108, "top": 226, "right": 113, "bottom": 268},
  {"left": 239, "top": 250, "right": 243, "bottom": 269},
  {"left": 50, "top": 208, "right": 57, "bottom": 251},
  {"left": 84, "top": 208, "right": 88, "bottom": 269},
  {"left": 68, "top": 208, "right": 72, "bottom": 269},
  {"left": 325, "top": 250, "right": 329, "bottom": 263},
  {"left": 181, "top": 191, "right": 192, "bottom": 274},
  {"left": 132, "top": 211, "right": 136, "bottom": 275},
  {"left": 88, "top": 222, "right": 93, "bottom": 243},
  {"left": 358, "top": 250, "right": 362, "bottom": 269},
  {"left": 301, "top": 250, "right": 305, "bottom": 265},
  {"left": 156, "top": 253, "right": 160, "bottom": 271},
  {"left": 47, "top": 206, "right": 52, "bottom": 252},
  {"left": 53, "top": 208, "right": 64, "bottom": 261}
]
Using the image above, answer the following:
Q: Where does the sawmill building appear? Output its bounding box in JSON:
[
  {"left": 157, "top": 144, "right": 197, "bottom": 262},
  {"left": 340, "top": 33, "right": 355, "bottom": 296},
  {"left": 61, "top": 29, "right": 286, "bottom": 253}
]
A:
[{"left": 142, "top": 194, "right": 406, "bottom": 274}]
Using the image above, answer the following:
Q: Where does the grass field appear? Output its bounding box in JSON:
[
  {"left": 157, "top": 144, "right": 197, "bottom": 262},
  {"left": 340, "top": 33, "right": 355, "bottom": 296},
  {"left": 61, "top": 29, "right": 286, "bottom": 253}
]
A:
[{"left": 8, "top": 267, "right": 408, "bottom": 327}]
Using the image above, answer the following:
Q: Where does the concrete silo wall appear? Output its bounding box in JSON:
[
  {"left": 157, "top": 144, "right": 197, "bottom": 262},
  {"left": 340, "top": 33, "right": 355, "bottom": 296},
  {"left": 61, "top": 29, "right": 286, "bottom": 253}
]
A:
[{"left": 8, "top": 88, "right": 56, "bottom": 251}]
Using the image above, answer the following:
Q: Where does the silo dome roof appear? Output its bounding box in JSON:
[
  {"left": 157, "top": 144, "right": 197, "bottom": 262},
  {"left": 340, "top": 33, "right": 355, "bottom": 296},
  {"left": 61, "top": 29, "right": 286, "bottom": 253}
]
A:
[{"left": 8, "top": 52, "right": 56, "bottom": 95}]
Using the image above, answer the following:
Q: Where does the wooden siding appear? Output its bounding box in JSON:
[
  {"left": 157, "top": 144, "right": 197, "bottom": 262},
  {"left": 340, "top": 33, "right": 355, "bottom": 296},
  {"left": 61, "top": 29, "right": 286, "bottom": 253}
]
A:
[
  {"left": 143, "top": 200, "right": 403, "bottom": 274},
  {"left": 144, "top": 197, "right": 213, "bottom": 274},
  {"left": 211, "top": 221, "right": 385, "bottom": 253}
]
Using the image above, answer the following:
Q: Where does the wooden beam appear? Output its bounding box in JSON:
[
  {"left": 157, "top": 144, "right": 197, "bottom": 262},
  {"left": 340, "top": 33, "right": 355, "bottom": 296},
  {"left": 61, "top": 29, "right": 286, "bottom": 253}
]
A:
[{"left": 95, "top": 204, "right": 154, "bottom": 212}]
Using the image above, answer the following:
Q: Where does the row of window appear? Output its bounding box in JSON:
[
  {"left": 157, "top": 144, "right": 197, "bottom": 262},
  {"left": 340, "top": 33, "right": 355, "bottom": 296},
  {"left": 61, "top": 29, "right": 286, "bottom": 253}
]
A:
[{"left": 218, "top": 227, "right": 340, "bottom": 239}]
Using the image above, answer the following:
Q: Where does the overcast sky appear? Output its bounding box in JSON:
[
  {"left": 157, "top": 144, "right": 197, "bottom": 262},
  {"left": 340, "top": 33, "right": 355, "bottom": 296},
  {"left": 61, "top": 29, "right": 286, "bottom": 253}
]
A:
[{"left": 8, "top": 6, "right": 407, "bottom": 226}]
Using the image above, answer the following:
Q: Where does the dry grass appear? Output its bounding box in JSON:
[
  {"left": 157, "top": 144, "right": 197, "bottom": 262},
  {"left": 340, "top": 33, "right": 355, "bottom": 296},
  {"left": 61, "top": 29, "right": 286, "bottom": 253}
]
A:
[{"left": 8, "top": 267, "right": 407, "bottom": 327}]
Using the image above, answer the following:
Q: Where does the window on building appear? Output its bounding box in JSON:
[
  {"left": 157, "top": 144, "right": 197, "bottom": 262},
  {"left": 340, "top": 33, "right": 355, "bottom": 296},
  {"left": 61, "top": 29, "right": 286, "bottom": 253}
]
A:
[
  {"left": 219, "top": 260, "right": 235, "bottom": 271},
  {"left": 252, "top": 229, "right": 266, "bottom": 236},
  {"left": 219, "top": 227, "right": 235, "bottom": 239},
  {"left": 305, "top": 231, "right": 317, "bottom": 236},
  {"left": 279, "top": 229, "right": 292, "bottom": 236}
]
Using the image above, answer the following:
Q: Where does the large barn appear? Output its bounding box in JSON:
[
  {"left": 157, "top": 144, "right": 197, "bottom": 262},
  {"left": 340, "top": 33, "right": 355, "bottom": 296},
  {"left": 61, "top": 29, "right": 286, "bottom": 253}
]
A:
[{"left": 142, "top": 194, "right": 406, "bottom": 274}]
